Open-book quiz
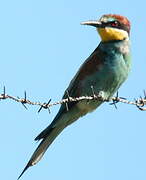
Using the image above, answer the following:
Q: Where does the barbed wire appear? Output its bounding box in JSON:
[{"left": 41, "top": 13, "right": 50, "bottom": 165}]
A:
[{"left": 0, "top": 86, "right": 146, "bottom": 113}]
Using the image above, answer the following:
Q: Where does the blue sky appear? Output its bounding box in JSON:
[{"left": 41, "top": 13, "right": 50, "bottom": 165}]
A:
[{"left": 0, "top": 0, "right": 146, "bottom": 180}]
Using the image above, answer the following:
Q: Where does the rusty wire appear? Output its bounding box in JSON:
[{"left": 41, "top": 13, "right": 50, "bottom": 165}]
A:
[{"left": 0, "top": 86, "right": 146, "bottom": 113}]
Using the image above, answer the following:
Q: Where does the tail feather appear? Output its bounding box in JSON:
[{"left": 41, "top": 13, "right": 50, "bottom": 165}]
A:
[
  {"left": 35, "top": 108, "right": 65, "bottom": 141},
  {"left": 34, "top": 125, "right": 53, "bottom": 141},
  {"left": 18, "top": 124, "right": 66, "bottom": 179}
]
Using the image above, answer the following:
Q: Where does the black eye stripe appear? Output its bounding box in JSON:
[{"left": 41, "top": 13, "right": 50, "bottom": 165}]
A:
[
  {"left": 103, "top": 21, "right": 120, "bottom": 27},
  {"left": 101, "top": 20, "right": 130, "bottom": 34}
]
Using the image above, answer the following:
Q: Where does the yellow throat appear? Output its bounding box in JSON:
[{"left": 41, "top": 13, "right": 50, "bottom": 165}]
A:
[{"left": 98, "top": 27, "right": 129, "bottom": 42}]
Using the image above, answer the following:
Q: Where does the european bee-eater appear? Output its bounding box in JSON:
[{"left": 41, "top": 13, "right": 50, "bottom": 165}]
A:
[{"left": 18, "top": 14, "right": 131, "bottom": 179}]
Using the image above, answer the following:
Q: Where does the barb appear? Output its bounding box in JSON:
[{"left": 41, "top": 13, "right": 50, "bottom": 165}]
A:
[
  {"left": 110, "top": 91, "right": 119, "bottom": 109},
  {"left": 38, "top": 99, "right": 52, "bottom": 113},
  {"left": 65, "top": 90, "right": 70, "bottom": 111},
  {"left": 0, "top": 87, "right": 146, "bottom": 112},
  {"left": 21, "top": 91, "right": 28, "bottom": 109},
  {"left": 91, "top": 85, "right": 96, "bottom": 98}
]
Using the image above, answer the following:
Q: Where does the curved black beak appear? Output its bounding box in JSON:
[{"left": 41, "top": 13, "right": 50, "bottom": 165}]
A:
[{"left": 81, "top": 20, "right": 103, "bottom": 28}]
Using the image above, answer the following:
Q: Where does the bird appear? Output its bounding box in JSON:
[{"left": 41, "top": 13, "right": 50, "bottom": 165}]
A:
[{"left": 18, "top": 14, "right": 131, "bottom": 179}]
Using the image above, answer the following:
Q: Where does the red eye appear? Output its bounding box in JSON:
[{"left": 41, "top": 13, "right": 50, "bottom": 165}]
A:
[{"left": 111, "top": 21, "right": 119, "bottom": 27}]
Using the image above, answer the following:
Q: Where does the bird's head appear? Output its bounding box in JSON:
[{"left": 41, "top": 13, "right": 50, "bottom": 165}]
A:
[{"left": 81, "top": 14, "right": 130, "bottom": 42}]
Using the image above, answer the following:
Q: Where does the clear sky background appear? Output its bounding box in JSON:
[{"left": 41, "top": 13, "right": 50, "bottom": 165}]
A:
[{"left": 0, "top": 0, "right": 146, "bottom": 180}]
